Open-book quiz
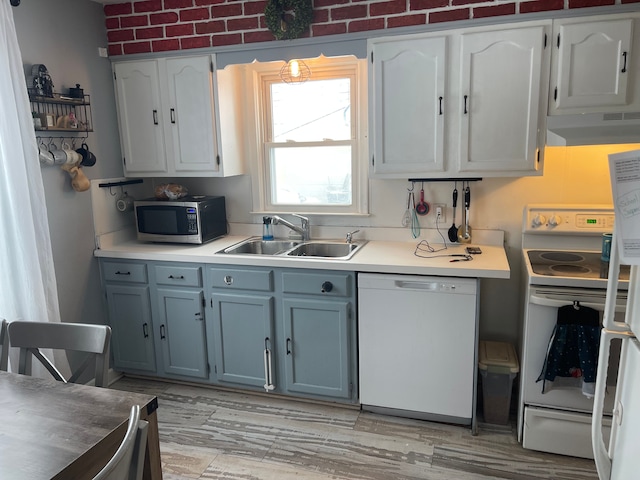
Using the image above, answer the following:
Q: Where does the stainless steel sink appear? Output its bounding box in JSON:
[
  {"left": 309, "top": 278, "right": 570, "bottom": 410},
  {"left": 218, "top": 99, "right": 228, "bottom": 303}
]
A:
[
  {"left": 219, "top": 239, "right": 300, "bottom": 256},
  {"left": 286, "top": 242, "right": 365, "bottom": 260},
  {"left": 218, "top": 238, "right": 366, "bottom": 260}
]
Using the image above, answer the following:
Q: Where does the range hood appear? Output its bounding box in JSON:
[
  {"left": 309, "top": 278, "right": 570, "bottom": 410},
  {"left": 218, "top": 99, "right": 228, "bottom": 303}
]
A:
[{"left": 546, "top": 112, "right": 640, "bottom": 146}]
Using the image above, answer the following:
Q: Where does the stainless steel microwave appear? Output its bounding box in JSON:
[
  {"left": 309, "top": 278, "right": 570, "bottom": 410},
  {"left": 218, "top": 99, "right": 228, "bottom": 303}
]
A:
[{"left": 134, "top": 195, "right": 227, "bottom": 244}]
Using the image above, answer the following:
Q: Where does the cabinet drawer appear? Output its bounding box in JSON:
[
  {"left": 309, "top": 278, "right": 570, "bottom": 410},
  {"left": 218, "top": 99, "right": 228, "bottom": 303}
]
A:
[
  {"left": 209, "top": 267, "right": 273, "bottom": 292},
  {"left": 102, "top": 261, "right": 147, "bottom": 284},
  {"left": 281, "top": 271, "right": 353, "bottom": 297},
  {"left": 155, "top": 264, "right": 202, "bottom": 287}
]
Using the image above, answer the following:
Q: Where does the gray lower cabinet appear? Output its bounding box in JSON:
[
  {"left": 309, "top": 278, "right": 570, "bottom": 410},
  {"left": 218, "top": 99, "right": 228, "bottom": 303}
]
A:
[
  {"left": 102, "top": 261, "right": 157, "bottom": 373},
  {"left": 153, "top": 263, "right": 208, "bottom": 379},
  {"left": 281, "top": 270, "right": 356, "bottom": 400},
  {"left": 207, "top": 266, "right": 275, "bottom": 389}
]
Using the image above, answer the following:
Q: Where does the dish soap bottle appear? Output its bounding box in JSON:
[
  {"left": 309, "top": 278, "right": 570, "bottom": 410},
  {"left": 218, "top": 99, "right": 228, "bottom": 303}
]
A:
[{"left": 262, "top": 216, "right": 274, "bottom": 241}]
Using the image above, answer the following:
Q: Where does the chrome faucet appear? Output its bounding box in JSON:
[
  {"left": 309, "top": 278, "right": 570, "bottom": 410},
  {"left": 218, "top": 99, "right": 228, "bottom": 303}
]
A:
[
  {"left": 345, "top": 229, "right": 360, "bottom": 244},
  {"left": 271, "top": 214, "right": 310, "bottom": 241}
]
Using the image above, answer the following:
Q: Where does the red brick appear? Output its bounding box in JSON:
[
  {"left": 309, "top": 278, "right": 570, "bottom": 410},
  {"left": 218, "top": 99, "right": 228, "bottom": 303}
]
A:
[
  {"left": 167, "top": 23, "right": 194, "bottom": 36},
  {"left": 181, "top": 36, "right": 212, "bottom": 49},
  {"left": 121, "top": 15, "right": 149, "bottom": 27},
  {"left": 244, "top": 0, "right": 268, "bottom": 15},
  {"left": 180, "top": 7, "right": 210, "bottom": 21},
  {"left": 315, "top": 0, "right": 349, "bottom": 6},
  {"left": 107, "top": 29, "right": 135, "bottom": 42},
  {"left": 473, "top": 3, "right": 516, "bottom": 17},
  {"left": 348, "top": 18, "right": 385, "bottom": 32},
  {"left": 429, "top": 8, "right": 470, "bottom": 23},
  {"left": 244, "top": 30, "right": 275, "bottom": 43},
  {"left": 388, "top": 13, "right": 427, "bottom": 28},
  {"left": 519, "top": 0, "right": 563, "bottom": 13},
  {"left": 134, "top": 1, "right": 162, "bottom": 13},
  {"left": 152, "top": 38, "right": 181, "bottom": 51},
  {"left": 136, "top": 26, "right": 164, "bottom": 38},
  {"left": 568, "top": 0, "right": 614, "bottom": 7},
  {"left": 195, "top": 20, "right": 226, "bottom": 33},
  {"left": 165, "top": 0, "right": 194, "bottom": 8},
  {"left": 150, "top": 12, "right": 179, "bottom": 23},
  {"left": 260, "top": 16, "right": 267, "bottom": 28},
  {"left": 410, "top": 0, "right": 448, "bottom": 9},
  {"left": 211, "top": 4, "right": 244, "bottom": 17},
  {"left": 108, "top": 44, "right": 123, "bottom": 56},
  {"left": 370, "top": 0, "right": 407, "bottom": 16},
  {"left": 104, "top": 3, "right": 132, "bottom": 16},
  {"left": 314, "top": 9, "right": 330, "bottom": 22},
  {"left": 453, "top": 0, "right": 485, "bottom": 5},
  {"left": 312, "top": 22, "right": 347, "bottom": 36},
  {"left": 212, "top": 32, "right": 243, "bottom": 46},
  {"left": 228, "top": 17, "right": 260, "bottom": 30},
  {"left": 105, "top": 17, "right": 120, "bottom": 29},
  {"left": 195, "top": 0, "right": 225, "bottom": 4},
  {"left": 123, "top": 41, "right": 152, "bottom": 53},
  {"left": 331, "top": 5, "right": 367, "bottom": 20}
]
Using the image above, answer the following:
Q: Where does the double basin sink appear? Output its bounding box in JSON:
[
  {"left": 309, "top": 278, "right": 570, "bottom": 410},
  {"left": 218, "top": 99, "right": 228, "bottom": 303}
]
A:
[{"left": 218, "top": 237, "right": 366, "bottom": 260}]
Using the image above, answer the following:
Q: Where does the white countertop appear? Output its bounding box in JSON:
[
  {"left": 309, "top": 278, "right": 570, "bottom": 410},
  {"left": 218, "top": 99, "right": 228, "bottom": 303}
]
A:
[{"left": 94, "top": 233, "right": 510, "bottom": 279}]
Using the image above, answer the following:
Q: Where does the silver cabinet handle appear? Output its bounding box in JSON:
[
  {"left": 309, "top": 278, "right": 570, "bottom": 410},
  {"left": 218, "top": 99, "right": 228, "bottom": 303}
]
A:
[
  {"left": 263, "top": 337, "right": 275, "bottom": 391},
  {"left": 223, "top": 275, "right": 233, "bottom": 285}
]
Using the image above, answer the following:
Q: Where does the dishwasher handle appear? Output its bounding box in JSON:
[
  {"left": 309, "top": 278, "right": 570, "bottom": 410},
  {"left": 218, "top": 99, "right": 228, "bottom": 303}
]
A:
[{"left": 394, "top": 280, "right": 439, "bottom": 291}]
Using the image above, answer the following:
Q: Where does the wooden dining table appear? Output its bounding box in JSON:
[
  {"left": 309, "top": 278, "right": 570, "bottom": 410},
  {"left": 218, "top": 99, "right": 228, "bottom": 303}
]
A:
[{"left": 0, "top": 371, "right": 162, "bottom": 480}]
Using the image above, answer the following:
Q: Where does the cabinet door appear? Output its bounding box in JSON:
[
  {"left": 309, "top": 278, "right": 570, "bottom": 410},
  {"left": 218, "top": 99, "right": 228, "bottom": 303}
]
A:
[
  {"left": 457, "top": 26, "right": 548, "bottom": 173},
  {"left": 164, "top": 56, "right": 220, "bottom": 174},
  {"left": 369, "top": 35, "right": 446, "bottom": 176},
  {"left": 113, "top": 61, "right": 167, "bottom": 174},
  {"left": 551, "top": 19, "right": 633, "bottom": 112},
  {"left": 282, "top": 298, "right": 351, "bottom": 398},
  {"left": 105, "top": 284, "right": 156, "bottom": 372},
  {"left": 211, "top": 293, "right": 275, "bottom": 388},
  {"left": 156, "top": 288, "right": 208, "bottom": 379}
]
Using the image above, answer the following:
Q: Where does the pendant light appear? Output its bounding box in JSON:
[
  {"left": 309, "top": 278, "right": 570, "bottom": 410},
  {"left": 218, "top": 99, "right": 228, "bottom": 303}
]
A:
[{"left": 279, "top": 59, "right": 311, "bottom": 84}]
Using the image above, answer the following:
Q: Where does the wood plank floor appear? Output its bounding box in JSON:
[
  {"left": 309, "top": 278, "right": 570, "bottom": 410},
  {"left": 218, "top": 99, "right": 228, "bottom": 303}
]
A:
[{"left": 111, "top": 377, "right": 598, "bottom": 480}]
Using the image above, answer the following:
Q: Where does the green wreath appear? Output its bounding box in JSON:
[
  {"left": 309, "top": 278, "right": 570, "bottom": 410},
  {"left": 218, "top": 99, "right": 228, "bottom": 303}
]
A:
[{"left": 264, "top": 0, "right": 313, "bottom": 40}]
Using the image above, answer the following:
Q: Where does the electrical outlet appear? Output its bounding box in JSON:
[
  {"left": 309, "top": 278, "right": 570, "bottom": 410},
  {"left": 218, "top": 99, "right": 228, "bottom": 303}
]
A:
[{"left": 434, "top": 204, "right": 446, "bottom": 223}]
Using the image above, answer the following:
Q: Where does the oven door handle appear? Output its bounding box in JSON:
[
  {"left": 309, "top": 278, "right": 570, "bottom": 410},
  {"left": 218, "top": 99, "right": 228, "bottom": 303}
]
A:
[{"left": 528, "top": 294, "right": 625, "bottom": 312}]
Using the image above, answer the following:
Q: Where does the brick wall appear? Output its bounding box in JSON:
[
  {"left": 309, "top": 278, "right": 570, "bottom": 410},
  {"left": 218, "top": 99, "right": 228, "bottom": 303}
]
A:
[{"left": 104, "top": 0, "right": 637, "bottom": 56}]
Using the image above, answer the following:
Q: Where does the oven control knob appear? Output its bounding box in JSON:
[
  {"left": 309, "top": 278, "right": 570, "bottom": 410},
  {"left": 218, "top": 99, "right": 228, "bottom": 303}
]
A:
[
  {"left": 532, "top": 214, "right": 547, "bottom": 227},
  {"left": 548, "top": 215, "right": 562, "bottom": 227}
]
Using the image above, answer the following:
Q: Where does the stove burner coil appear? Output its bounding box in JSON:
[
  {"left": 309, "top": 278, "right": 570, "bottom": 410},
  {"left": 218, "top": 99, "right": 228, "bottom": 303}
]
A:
[{"left": 549, "top": 264, "right": 592, "bottom": 276}]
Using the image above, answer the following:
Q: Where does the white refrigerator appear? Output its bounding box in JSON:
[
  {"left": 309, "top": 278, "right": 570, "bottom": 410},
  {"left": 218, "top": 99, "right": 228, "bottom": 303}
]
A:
[{"left": 592, "top": 150, "right": 640, "bottom": 479}]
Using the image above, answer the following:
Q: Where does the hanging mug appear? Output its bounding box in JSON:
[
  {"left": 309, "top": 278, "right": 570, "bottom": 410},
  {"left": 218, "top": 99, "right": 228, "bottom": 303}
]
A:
[
  {"left": 38, "top": 141, "right": 54, "bottom": 165},
  {"left": 78, "top": 142, "right": 96, "bottom": 167}
]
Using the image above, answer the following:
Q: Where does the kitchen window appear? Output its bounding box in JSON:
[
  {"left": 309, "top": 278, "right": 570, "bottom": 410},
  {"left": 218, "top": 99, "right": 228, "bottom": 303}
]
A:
[{"left": 249, "top": 56, "right": 368, "bottom": 215}]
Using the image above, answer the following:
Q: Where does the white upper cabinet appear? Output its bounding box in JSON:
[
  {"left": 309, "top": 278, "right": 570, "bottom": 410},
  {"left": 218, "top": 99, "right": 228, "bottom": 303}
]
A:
[
  {"left": 113, "top": 55, "right": 244, "bottom": 177},
  {"left": 549, "top": 15, "right": 639, "bottom": 114},
  {"left": 114, "top": 61, "right": 167, "bottom": 174},
  {"left": 369, "top": 35, "right": 446, "bottom": 176},
  {"left": 456, "top": 25, "right": 549, "bottom": 174},
  {"left": 369, "top": 20, "right": 550, "bottom": 178}
]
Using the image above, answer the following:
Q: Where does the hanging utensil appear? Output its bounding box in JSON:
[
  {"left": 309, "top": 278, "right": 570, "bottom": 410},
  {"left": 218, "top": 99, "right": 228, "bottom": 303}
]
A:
[
  {"left": 415, "top": 182, "right": 429, "bottom": 216},
  {"left": 457, "top": 182, "right": 472, "bottom": 244},
  {"left": 402, "top": 190, "right": 412, "bottom": 227},
  {"left": 410, "top": 191, "right": 420, "bottom": 239},
  {"left": 448, "top": 182, "right": 458, "bottom": 242}
]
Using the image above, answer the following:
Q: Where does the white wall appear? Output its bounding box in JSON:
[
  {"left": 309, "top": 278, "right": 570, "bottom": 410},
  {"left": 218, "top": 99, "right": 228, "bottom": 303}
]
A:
[{"left": 13, "top": 0, "right": 124, "bottom": 330}]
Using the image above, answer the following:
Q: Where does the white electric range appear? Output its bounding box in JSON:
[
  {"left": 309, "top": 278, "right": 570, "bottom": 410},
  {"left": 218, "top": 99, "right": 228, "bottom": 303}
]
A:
[{"left": 518, "top": 205, "right": 630, "bottom": 459}]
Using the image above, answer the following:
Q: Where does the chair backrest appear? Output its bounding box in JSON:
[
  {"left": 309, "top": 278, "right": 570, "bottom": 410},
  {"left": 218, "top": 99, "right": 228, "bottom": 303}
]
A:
[
  {"left": 0, "top": 319, "right": 8, "bottom": 371},
  {"left": 7, "top": 321, "right": 111, "bottom": 387},
  {"left": 93, "top": 405, "right": 149, "bottom": 480}
]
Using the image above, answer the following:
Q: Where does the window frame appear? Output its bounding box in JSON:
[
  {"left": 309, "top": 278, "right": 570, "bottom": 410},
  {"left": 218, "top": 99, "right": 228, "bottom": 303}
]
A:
[{"left": 248, "top": 56, "right": 369, "bottom": 216}]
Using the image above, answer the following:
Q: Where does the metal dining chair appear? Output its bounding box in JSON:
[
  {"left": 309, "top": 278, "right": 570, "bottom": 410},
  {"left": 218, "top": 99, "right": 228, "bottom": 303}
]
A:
[
  {"left": 7, "top": 321, "right": 111, "bottom": 387},
  {"left": 0, "top": 319, "right": 8, "bottom": 371},
  {"left": 93, "top": 405, "right": 149, "bottom": 480}
]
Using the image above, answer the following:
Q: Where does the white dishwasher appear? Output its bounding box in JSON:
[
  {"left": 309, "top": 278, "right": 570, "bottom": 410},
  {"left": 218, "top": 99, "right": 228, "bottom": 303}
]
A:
[{"left": 358, "top": 273, "right": 479, "bottom": 427}]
